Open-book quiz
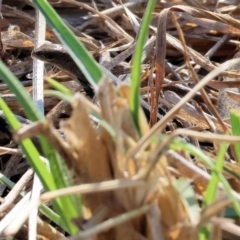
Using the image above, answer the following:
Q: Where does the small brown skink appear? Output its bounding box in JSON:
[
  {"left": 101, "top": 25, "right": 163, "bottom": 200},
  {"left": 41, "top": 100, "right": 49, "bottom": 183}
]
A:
[
  {"left": 32, "top": 43, "right": 95, "bottom": 97},
  {"left": 32, "top": 43, "right": 163, "bottom": 119}
]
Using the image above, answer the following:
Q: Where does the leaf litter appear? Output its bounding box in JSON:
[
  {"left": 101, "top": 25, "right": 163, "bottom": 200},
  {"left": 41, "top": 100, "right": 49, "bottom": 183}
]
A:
[{"left": 2, "top": 0, "right": 240, "bottom": 239}]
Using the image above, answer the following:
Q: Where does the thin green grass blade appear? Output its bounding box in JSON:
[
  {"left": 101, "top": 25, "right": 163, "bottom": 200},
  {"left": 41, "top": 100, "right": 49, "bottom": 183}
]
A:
[
  {"left": 203, "top": 144, "right": 227, "bottom": 206},
  {"left": 0, "top": 61, "right": 80, "bottom": 233},
  {"left": 46, "top": 78, "right": 73, "bottom": 96},
  {"left": 39, "top": 204, "right": 67, "bottom": 231},
  {"left": 45, "top": 89, "right": 116, "bottom": 139},
  {"left": 44, "top": 90, "right": 73, "bottom": 102},
  {"left": 230, "top": 110, "right": 240, "bottom": 163},
  {"left": 0, "top": 173, "right": 16, "bottom": 189},
  {"left": 130, "top": 0, "right": 157, "bottom": 132},
  {"left": 0, "top": 61, "right": 43, "bottom": 121},
  {"left": 50, "top": 154, "right": 82, "bottom": 232},
  {"left": 170, "top": 139, "right": 240, "bottom": 215},
  {"left": 0, "top": 60, "right": 58, "bottom": 172},
  {"left": 0, "top": 171, "right": 67, "bottom": 231},
  {"left": 200, "top": 143, "right": 227, "bottom": 239},
  {"left": 32, "top": 0, "right": 102, "bottom": 89},
  {"left": 0, "top": 98, "right": 55, "bottom": 189},
  {"left": 171, "top": 139, "right": 240, "bottom": 239},
  {"left": 0, "top": 98, "right": 79, "bottom": 233}
]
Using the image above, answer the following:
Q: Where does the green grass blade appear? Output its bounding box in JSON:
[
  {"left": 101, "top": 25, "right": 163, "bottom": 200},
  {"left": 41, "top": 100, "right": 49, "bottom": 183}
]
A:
[
  {"left": 0, "top": 173, "right": 17, "bottom": 189},
  {"left": 45, "top": 89, "right": 116, "bottom": 139},
  {"left": 0, "top": 60, "right": 58, "bottom": 164},
  {"left": 0, "top": 61, "right": 43, "bottom": 121},
  {"left": 200, "top": 143, "right": 227, "bottom": 239},
  {"left": 203, "top": 144, "right": 227, "bottom": 206},
  {"left": 44, "top": 90, "right": 73, "bottom": 102},
  {"left": 230, "top": 110, "right": 240, "bottom": 163},
  {"left": 0, "top": 60, "right": 80, "bottom": 233},
  {"left": 170, "top": 139, "right": 240, "bottom": 216},
  {"left": 46, "top": 78, "right": 74, "bottom": 96},
  {"left": 0, "top": 98, "right": 79, "bottom": 233},
  {"left": 39, "top": 204, "right": 67, "bottom": 231},
  {"left": 0, "top": 98, "right": 55, "bottom": 189},
  {"left": 32, "top": 0, "right": 102, "bottom": 89},
  {"left": 0, "top": 171, "right": 67, "bottom": 231},
  {"left": 130, "top": 0, "right": 157, "bottom": 132}
]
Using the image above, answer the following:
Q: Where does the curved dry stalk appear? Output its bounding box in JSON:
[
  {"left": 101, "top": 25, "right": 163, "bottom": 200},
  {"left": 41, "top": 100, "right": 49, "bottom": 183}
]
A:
[
  {"left": 40, "top": 179, "right": 145, "bottom": 202},
  {"left": 127, "top": 58, "right": 240, "bottom": 159}
]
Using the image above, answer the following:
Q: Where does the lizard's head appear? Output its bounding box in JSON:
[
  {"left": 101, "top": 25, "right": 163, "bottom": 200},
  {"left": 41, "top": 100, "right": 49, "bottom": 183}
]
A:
[
  {"left": 32, "top": 42, "right": 94, "bottom": 97},
  {"left": 32, "top": 43, "right": 68, "bottom": 64}
]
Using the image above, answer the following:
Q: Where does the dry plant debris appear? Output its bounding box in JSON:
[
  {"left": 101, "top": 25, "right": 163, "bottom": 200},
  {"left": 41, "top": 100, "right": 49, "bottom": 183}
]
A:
[{"left": 1, "top": 0, "right": 240, "bottom": 240}]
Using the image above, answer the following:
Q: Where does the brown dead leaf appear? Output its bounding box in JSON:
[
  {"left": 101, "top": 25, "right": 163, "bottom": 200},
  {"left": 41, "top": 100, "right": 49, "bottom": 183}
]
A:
[
  {"left": 118, "top": 84, "right": 149, "bottom": 137},
  {"left": 158, "top": 180, "right": 189, "bottom": 236},
  {"left": 2, "top": 30, "right": 34, "bottom": 48},
  {"left": 61, "top": 93, "right": 113, "bottom": 218}
]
